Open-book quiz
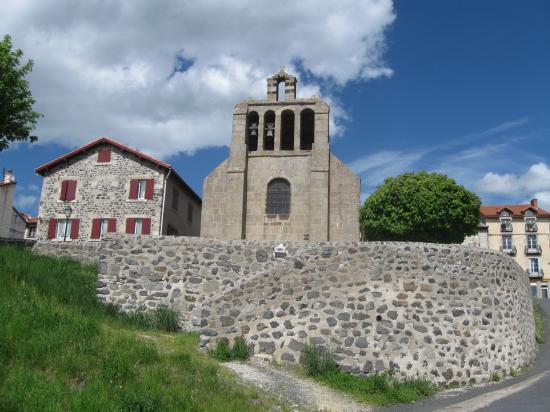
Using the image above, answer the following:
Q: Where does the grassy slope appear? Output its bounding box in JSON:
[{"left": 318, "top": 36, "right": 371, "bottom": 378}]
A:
[{"left": 0, "top": 246, "right": 285, "bottom": 412}]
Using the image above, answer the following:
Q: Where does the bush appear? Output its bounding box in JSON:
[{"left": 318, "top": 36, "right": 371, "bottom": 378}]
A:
[
  {"left": 210, "top": 336, "right": 251, "bottom": 362},
  {"left": 360, "top": 172, "right": 481, "bottom": 243},
  {"left": 300, "top": 343, "right": 339, "bottom": 376}
]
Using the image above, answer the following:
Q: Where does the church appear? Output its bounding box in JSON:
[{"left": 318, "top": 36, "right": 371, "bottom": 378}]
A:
[{"left": 201, "top": 68, "right": 360, "bottom": 241}]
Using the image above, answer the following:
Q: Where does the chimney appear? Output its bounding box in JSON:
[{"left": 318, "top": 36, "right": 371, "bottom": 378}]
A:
[
  {"left": 3, "top": 170, "right": 15, "bottom": 184},
  {"left": 531, "top": 198, "right": 539, "bottom": 209}
]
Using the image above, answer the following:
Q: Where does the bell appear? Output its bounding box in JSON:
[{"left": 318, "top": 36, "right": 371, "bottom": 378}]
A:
[
  {"left": 250, "top": 128, "right": 257, "bottom": 136},
  {"left": 266, "top": 129, "right": 273, "bottom": 137}
]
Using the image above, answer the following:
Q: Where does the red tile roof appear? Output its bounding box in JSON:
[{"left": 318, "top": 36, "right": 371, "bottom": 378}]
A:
[
  {"left": 35, "top": 137, "right": 201, "bottom": 203},
  {"left": 480, "top": 202, "right": 550, "bottom": 218},
  {"left": 20, "top": 213, "right": 38, "bottom": 224}
]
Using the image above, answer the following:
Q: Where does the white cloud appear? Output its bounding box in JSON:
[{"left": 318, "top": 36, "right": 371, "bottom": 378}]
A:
[
  {"left": 1, "top": 0, "right": 395, "bottom": 158},
  {"left": 531, "top": 192, "right": 550, "bottom": 210},
  {"left": 476, "top": 163, "right": 550, "bottom": 203},
  {"left": 15, "top": 194, "right": 38, "bottom": 211},
  {"left": 349, "top": 150, "right": 427, "bottom": 187}
]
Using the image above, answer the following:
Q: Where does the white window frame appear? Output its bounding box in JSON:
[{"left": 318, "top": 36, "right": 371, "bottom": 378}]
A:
[
  {"left": 527, "top": 235, "right": 538, "bottom": 249},
  {"left": 134, "top": 218, "right": 143, "bottom": 235},
  {"left": 502, "top": 235, "right": 512, "bottom": 250},
  {"left": 529, "top": 257, "right": 540, "bottom": 274},
  {"left": 100, "top": 218, "right": 109, "bottom": 238},
  {"left": 137, "top": 180, "right": 147, "bottom": 200},
  {"left": 56, "top": 219, "right": 72, "bottom": 240}
]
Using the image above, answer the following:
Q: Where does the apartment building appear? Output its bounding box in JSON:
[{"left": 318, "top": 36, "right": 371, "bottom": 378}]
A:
[{"left": 474, "top": 199, "right": 550, "bottom": 298}]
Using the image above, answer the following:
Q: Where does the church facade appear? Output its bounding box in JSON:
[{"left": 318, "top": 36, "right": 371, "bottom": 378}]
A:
[{"left": 201, "top": 68, "right": 360, "bottom": 241}]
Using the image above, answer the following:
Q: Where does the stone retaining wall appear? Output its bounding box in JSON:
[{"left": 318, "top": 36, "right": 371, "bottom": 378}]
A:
[
  {"left": 93, "top": 234, "right": 536, "bottom": 385},
  {"left": 33, "top": 240, "right": 103, "bottom": 266}
]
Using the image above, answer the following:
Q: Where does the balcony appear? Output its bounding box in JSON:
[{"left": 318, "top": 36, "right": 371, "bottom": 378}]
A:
[
  {"left": 500, "top": 245, "right": 517, "bottom": 255},
  {"left": 500, "top": 222, "right": 513, "bottom": 232},
  {"left": 525, "top": 245, "right": 543, "bottom": 255},
  {"left": 528, "top": 268, "right": 544, "bottom": 278},
  {"left": 525, "top": 222, "right": 538, "bottom": 232}
]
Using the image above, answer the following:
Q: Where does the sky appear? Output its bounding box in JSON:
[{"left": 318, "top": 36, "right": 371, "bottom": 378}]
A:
[{"left": 0, "top": 0, "right": 549, "bottom": 216}]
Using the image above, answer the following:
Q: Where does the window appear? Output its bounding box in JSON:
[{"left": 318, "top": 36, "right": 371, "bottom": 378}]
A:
[
  {"left": 526, "top": 218, "right": 537, "bottom": 232},
  {"left": 502, "top": 235, "right": 512, "bottom": 250},
  {"left": 527, "top": 235, "right": 538, "bottom": 249},
  {"left": 28, "top": 226, "right": 36, "bottom": 238},
  {"left": 60, "top": 180, "right": 77, "bottom": 201},
  {"left": 91, "top": 218, "right": 116, "bottom": 239},
  {"left": 300, "top": 108, "right": 315, "bottom": 150},
  {"left": 97, "top": 148, "right": 111, "bottom": 163},
  {"left": 126, "top": 218, "right": 151, "bottom": 235},
  {"left": 56, "top": 219, "right": 72, "bottom": 240},
  {"left": 266, "top": 178, "right": 291, "bottom": 214},
  {"left": 542, "top": 285, "right": 549, "bottom": 299},
  {"left": 263, "top": 111, "right": 275, "bottom": 150},
  {"left": 500, "top": 218, "right": 512, "bottom": 232},
  {"left": 137, "top": 180, "right": 147, "bottom": 200},
  {"left": 172, "top": 188, "right": 179, "bottom": 210},
  {"left": 280, "top": 110, "right": 294, "bottom": 150},
  {"left": 247, "top": 112, "right": 259, "bottom": 152},
  {"left": 529, "top": 258, "right": 540, "bottom": 274},
  {"left": 187, "top": 203, "right": 193, "bottom": 223},
  {"left": 135, "top": 218, "right": 143, "bottom": 234},
  {"left": 129, "top": 179, "right": 154, "bottom": 200}
]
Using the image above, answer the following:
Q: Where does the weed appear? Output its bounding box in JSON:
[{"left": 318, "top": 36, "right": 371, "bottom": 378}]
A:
[
  {"left": 300, "top": 343, "right": 339, "bottom": 376},
  {"left": 534, "top": 302, "right": 545, "bottom": 344},
  {"left": 300, "top": 344, "right": 437, "bottom": 406},
  {"left": 489, "top": 372, "right": 501, "bottom": 383},
  {"left": 210, "top": 336, "right": 251, "bottom": 361}
]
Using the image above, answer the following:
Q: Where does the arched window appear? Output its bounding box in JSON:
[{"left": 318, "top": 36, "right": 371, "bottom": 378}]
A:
[
  {"left": 246, "top": 111, "right": 259, "bottom": 152},
  {"left": 281, "top": 110, "right": 294, "bottom": 150},
  {"left": 263, "top": 111, "right": 275, "bottom": 150},
  {"left": 300, "top": 108, "right": 314, "bottom": 150},
  {"left": 266, "top": 178, "right": 291, "bottom": 214}
]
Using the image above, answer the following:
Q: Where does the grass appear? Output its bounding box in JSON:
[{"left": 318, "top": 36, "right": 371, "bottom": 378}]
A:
[
  {"left": 534, "top": 302, "right": 545, "bottom": 344},
  {"left": 209, "top": 336, "right": 251, "bottom": 362},
  {"left": 300, "top": 343, "right": 438, "bottom": 406},
  {"left": 0, "top": 246, "right": 286, "bottom": 411}
]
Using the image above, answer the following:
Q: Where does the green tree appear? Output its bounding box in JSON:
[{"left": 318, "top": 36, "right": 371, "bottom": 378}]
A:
[
  {"left": 360, "top": 172, "right": 481, "bottom": 243},
  {"left": 0, "top": 34, "right": 41, "bottom": 150}
]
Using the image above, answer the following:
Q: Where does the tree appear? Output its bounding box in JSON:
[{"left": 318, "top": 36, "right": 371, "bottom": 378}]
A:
[
  {"left": 0, "top": 34, "right": 41, "bottom": 151},
  {"left": 360, "top": 172, "right": 481, "bottom": 243}
]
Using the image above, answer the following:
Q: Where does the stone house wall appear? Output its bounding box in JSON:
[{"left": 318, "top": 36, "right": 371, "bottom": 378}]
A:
[
  {"left": 94, "top": 234, "right": 536, "bottom": 385},
  {"left": 36, "top": 143, "right": 200, "bottom": 240},
  {"left": 161, "top": 174, "right": 201, "bottom": 236}
]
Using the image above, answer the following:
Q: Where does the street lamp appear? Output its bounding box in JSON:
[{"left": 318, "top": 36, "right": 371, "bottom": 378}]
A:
[{"left": 63, "top": 204, "right": 72, "bottom": 242}]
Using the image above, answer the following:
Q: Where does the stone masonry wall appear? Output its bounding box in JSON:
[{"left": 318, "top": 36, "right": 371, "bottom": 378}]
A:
[
  {"left": 95, "top": 235, "right": 536, "bottom": 385},
  {"left": 33, "top": 240, "right": 103, "bottom": 266}
]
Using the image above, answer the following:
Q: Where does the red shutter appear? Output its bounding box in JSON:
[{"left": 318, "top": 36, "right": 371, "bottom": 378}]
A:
[
  {"left": 145, "top": 179, "right": 154, "bottom": 200},
  {"left": 70, "top": 219, "right": 80, "bottom": 240},
  {"left": 142, "top": 218, "right": 151, "bottom": 235},
  {"left": 126, "top": 218, "right": 135, "bottom": 234},
  {"left": 66, "top": 180, "right": 77, "bottom": 201},
  {"left": 91, "top": 218, "right": 101, "bottom": 239},
  {"left": 129, "top": 180, "right": 138, "bottom": 199},
  {"left": 47, "top": 218, "right": 57, "bottom": 239},
  {"left": 97, "top": 149, "right": 111, "bottom": 163},
  {"left": 107, "top": 218, "right": 117, "bottom": 233},
  {"left": 60, "top": 181, "right": 68, "bottom": 200}
]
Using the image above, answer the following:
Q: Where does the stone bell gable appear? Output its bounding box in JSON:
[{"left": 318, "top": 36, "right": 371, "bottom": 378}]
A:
[{"left": 201, "top": 68, "right": 360, "bottom": 241}]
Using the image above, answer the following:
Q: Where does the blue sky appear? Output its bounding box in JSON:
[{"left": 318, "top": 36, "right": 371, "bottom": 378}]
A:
[{"left": 1, "top": 0, "right": 549, "bottom": 216}]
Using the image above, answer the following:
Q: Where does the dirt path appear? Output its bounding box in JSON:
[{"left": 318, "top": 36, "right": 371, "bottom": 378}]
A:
[{"left": 223, "top": 359, "right": 370, "bottom": 412}]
